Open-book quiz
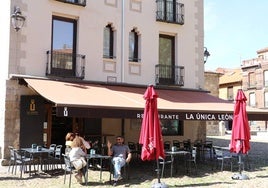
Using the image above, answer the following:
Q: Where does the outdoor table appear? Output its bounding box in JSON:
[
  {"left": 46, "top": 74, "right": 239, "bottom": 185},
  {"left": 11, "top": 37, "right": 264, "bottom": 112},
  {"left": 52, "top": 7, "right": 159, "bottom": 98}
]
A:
[
  {"left": 85, "top": 154, "right": 111, "bottom": 185},
  {"left": 213, "top": 146, "right": 230, "bottom": 151},
  {"left": 21, "top": 147, "right": 52, "bottom": 172},
  {"left": 165, "top": 150, "right": 190, "bottom": 177}
]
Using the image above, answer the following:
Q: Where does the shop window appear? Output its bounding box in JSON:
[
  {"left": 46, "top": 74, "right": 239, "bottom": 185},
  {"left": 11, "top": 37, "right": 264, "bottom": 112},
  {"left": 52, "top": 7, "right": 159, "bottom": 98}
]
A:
[{"left": 160, "top": 119, "right": 183, "bottom": 136}]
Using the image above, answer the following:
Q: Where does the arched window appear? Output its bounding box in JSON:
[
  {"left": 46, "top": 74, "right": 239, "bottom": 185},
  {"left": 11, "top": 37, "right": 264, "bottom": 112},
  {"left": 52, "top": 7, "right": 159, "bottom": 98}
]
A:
[
  {"left": 129, "top": 29, "right": 139, "bottom": 62},
  {"left": 103, "top": 24, "right": 114, "bottom": 58}
]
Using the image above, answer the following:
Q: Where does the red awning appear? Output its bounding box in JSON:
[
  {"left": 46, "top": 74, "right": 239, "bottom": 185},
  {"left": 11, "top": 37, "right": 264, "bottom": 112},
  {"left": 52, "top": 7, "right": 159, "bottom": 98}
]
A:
[{"left": 24, "top": 78, "right": 268, "bottom": 120}]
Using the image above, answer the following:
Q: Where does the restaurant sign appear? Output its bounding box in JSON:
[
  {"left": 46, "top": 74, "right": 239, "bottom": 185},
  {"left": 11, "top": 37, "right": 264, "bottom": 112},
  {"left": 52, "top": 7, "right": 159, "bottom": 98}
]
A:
[
  {"left": 136, "top": 112, "right": 233, "bottom": 121},
  {"left": 57, "top": 106, "right": 234, "bottom": 121},
  {"left": 185, "top": 113, "right": 233, "bottom": 121}
]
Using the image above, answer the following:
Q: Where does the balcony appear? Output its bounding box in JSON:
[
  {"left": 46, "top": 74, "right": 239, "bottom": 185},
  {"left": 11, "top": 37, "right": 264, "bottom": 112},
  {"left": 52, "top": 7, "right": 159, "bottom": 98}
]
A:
[
  {"left": 55, "top": 0, "right": 87, "bottom": 7},
  {"left": 155, "top": 64, "right": 184, "bottom": 86},
  {"left": 156, "top": 0, "right": 184, "bottom": 25},
  {"left": 46, "top": 50, "right": 85, "bottom": 79}
]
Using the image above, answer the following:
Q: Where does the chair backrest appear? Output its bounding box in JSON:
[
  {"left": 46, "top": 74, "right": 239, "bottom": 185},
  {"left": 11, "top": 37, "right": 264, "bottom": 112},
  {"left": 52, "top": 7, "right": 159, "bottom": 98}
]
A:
[
  {"left": 172, "top": 140, "right": 181, "bottom": 148},
  {"left": 191, "top": 147, "right": 197, "bottom": 160},
  {"left": 55, "top": 145, "right": 63, "bottom": 159},
  {"left": 204, "top": 141, "right": 213, "bottom": 148},
  {"left": 49, "top": 144, "right": 56, "bottom": 157},
  {"left": 164, "top": 141, "right": 171, "bottom": 150},
  {"left": 62, "top": 154, "right": 73, "bottom": 169},
  {"left": 49, "top": 144, "right": 56, "bottom": 150},
  {"left": 183, "top": 140, "right": 191, "bottom": 151},
  {"left": 128, "top": 142, "right": 136, "bottom": 151},
  {"left": 137, "top": 143, "right": 142, "bottom": 152},
  {"left": 14, "top": 149, "right": 29, "bottom": 163},
  {"left": 214, "top": 148, "right": 223, "bottom": 157},
  {"left": 8, "top": 146, "right": 15, "bottom": 160}
]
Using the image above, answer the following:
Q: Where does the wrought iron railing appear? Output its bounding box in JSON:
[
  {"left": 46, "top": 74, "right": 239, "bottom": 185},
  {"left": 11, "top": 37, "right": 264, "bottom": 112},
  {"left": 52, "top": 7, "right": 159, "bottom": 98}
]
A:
[
  {"left": 155, "top": 64, "right": 184, "bottom": 86},
  {"left": 46, "top": 50, "right": 85, "bottom": 79},
  {"left": 156, "top": 0, "right": 184, "bottom": 25},
  {"left": 55, "top": 0, "right": 87, "bottom": 7}
]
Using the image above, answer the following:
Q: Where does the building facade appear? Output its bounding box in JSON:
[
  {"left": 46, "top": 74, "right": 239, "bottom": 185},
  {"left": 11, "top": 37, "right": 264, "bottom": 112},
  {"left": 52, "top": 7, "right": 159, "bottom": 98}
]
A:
[
  {"left": 0, "top": 0, "right": 210, "bottom": 161},
  {"left": 241, "top": 47, "right": 268, "bottom": 131}
]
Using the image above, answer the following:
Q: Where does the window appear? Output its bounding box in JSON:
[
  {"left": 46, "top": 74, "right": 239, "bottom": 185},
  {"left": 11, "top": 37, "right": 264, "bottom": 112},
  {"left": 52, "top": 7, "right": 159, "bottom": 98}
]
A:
[
  {"left": 264, "top": 70, "right": 268, "bottom": 87},
  {"left": 160, "top": 120, "right": 183, "bottom": 136},
  {"left": 265, "top": 92, "right": 268, "bottom": 108},
  {"left": 129, "top": 29, "right": 139, "bottom": 62},
  {"left": 157, "top": 34, "right": 175, "bottom": 85},
  {"left": 248, "top": 72, "right": 256, "bottom": 88},
  {"left": 103, "top": 24, "right": 114, "bottom": 59},
  {"left": 51, "top": 16, "right": 77, "bottom": 76},
  {"left": 227, "top": 86, "right": 233, "bottom": 100},
  {"left": 55, "top": 0, "right": 87, "bottom": 7},
  {"left": 156, "top": 0, "right": 184, "bottom": 25},
  {"left": 249, "top": 92, "right": 256, "bottom": 107}
]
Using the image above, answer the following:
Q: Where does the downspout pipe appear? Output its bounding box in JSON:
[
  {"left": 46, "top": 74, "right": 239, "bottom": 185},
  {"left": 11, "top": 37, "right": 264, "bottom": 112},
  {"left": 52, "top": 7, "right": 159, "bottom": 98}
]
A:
[{"left": 121, "top": 0, "right": 125, "bottom": 83}]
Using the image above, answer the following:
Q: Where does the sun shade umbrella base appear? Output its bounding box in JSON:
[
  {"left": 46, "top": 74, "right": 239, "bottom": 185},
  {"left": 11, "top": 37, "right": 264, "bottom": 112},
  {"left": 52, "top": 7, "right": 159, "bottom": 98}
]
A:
[
  {"left": 232, "top": 173, "right": 249, "bottom": 180},
  {"left": 151, "top": 182, "right": 169, "bottom": 188}
]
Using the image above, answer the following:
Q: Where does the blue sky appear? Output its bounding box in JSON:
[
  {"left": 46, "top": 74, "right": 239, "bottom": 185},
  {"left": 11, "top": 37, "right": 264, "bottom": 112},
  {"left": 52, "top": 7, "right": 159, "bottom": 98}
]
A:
[{"left": 204, "top": 0, "right": 268, "bottom": 71}]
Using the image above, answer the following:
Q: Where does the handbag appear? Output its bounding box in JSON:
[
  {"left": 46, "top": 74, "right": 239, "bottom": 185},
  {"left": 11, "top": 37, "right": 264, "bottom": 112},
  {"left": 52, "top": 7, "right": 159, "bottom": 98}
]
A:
[{"left": 72, "top": 158, "right": 87, "bottom": 170}]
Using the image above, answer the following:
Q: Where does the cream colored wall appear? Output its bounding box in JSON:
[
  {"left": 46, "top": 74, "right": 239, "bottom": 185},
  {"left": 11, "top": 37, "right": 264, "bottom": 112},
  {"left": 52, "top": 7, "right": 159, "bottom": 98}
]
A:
[
  {"left": 0, "top": 0, "right": 11, "bottom": 159},
  {"left": 102, "top": 118, "right": 205, "bottom": 145},
  {"left": 102, "top": 118, "right": 122, "bottom": 143},
  {"left": 219, "top": 84, "right": 241, "bottom": 100},
  {"left": 10, "top": 0, "right": 204, "bottom": 89}
]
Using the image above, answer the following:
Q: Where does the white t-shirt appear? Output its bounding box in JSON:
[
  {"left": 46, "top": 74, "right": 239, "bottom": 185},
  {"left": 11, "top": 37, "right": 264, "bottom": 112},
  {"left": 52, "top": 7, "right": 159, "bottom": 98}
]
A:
[{"left": 69, "top": 147, "right": 86, "bottom": 162}]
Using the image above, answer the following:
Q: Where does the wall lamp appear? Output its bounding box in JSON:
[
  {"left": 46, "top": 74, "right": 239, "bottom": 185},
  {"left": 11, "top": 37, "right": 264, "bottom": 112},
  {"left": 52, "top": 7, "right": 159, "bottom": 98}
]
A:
[
  {"left": 204, "top": 47, "right": 210, "bottom": 64},
  {"left": 11, "top": 6, "right": 26, "bottom": 32}
]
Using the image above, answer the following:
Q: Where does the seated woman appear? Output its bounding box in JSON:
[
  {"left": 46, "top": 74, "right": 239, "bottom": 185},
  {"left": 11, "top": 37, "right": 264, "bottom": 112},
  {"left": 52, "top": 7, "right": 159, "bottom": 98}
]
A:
[
  {"left": 65, "top": 132, "right": 91, "bottom": 155},
  {"left": 69, "top": 136, "right": 87, "bottom": 183}
]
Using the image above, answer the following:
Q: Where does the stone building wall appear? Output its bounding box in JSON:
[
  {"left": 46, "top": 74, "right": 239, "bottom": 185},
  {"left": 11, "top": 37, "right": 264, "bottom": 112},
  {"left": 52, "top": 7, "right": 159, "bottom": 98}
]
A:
[
  {"left": 2, "top": 79, "right": 35, "bottom": 161},
  {"left": 204, "top": 71, "right": 223, "bottom": 136}
]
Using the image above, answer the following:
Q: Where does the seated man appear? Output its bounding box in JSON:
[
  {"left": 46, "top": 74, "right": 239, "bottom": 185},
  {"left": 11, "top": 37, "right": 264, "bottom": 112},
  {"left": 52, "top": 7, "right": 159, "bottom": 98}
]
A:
[{"left": 107, "top": 136, "right": 132, "bottom": 185}]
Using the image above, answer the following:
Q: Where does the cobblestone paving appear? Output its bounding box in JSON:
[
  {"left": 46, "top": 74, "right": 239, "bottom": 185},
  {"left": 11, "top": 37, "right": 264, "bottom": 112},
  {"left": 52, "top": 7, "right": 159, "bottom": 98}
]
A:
[{"left": 1, "top": 135, "right": 268, "bottom": 188}]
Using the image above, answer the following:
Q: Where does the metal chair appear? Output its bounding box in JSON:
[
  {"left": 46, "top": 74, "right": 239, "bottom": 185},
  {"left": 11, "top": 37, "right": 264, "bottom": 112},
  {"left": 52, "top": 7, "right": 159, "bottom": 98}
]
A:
[
  {"left": 14, "top": 149, "right": 35, "bottom": 178},
  {"left": 164, "top": 141, "right": 171, "bottom": 151},
  {"left": 213, "top": 147, "right": 233, "bottom": 171},
  {"left": 43, "top": 144, "right": 56, "bottom": 171},
  {"left": 62, "top": 154, "right": 75, "bottom": 188},
  {"left": 183, "top": 140, "right": 191, "bottom": 151},
  {"left": 128, "top": 142, "right": 138, "bottom": 159},
  {"left": 172, "top": 140, "right": 181, "bottom": 149},
  {"left": 8, "top": 146, "right": 16, "bottom": 174},
  {"left": 54, "top": 145, "right": 63, "bottom": 169},
  {"left": 186, "top": 147, "right": 197, "bottom": 174},
  {"left": 158, "top": 155, "right": 172, "bottom": 178},
  {"left": 202, "top": 141, "right": 213, "bottom": 161}
]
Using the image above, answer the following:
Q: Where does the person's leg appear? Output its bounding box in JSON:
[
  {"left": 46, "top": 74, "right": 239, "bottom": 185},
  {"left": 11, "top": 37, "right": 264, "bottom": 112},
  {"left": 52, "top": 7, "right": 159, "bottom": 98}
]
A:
[
  {"left": 113, "top": 157, "right": 126, "bottom": 180},
  {"left": 118, "top": 158, "right": 126, "bottom": 177},
  {"left": 81, "top": 166, "right": 87, "bottom": 176},
  {"left": 112, "top": 157, "right": 121, "bottom": 180}
]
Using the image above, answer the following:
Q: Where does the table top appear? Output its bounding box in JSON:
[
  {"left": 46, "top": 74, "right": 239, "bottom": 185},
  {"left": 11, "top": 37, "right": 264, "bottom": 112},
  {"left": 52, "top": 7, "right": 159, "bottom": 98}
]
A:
[
  {"left": 213, "top": 146, "right": 230, "bottom": 150},
  {"left": 165, "top": 150, "right": 190, "bottom": 155},
  {"left": 21, "top": 147, "right": 51, "bottom": 154},
  {"left": 86, "top": 154, "right": 111, "bottom": 159}
]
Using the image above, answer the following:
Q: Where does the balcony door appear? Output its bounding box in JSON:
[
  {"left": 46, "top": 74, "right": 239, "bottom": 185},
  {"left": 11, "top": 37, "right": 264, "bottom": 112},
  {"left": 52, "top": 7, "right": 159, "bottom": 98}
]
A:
[
  {"left": 159, "top": 34, "right": 175, "bottom": 84},
  {"left": 51, "top": 16, "right": 77, "bottom": 76}
]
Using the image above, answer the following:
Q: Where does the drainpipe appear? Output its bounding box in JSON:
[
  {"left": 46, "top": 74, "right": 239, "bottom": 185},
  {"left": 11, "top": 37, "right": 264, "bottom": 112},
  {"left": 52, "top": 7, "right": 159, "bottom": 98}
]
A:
[{"left": 121, "top": 0, "right": 125, "bottom": 82}]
